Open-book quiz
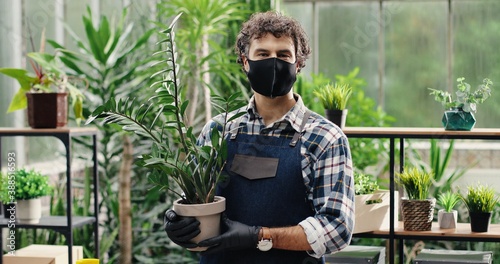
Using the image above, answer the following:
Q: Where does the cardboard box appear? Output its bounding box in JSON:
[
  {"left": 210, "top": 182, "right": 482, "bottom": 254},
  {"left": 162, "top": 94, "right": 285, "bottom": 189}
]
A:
[
  {"left": 325, "top": 245, "right": 386, "bottom": 264},
  {"left": 414, "top": 249, "right": 493, "bottom": 264},
  {"left": 3, "top": 244, "right": 83, "bottom": 264},
  {"left": 354, "top": 190, "right": 398, "bottom": 234}
]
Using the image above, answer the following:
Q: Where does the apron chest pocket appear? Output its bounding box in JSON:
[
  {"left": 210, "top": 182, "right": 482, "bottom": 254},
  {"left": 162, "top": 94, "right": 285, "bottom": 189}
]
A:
[{"left": 230, "top": 154, "right": 279, "bottom": 180}]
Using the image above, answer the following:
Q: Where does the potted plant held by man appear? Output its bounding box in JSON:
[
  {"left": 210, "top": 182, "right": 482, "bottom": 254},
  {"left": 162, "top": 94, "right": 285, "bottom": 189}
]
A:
[
  {"left": 460, "top": 183, "right": 499, "bottom": 232},
  {"left": 396, "top": 166, "right": 435, "bottom": 231},
  {"left": 86, "top": 13, "right": 245, "bottom": 251},
  {"left": 437, "top": 190, "right": 460, "bottom": 229},
  {"left": 314, "top": 82, "right": 352, "bottom": 129},
  {"left": 429, "top": 77, "right": 493, "bottom": 131}
]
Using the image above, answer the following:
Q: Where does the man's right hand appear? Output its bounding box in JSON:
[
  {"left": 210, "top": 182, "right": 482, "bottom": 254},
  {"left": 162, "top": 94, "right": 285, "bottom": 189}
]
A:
[{"left": 164, "top": 209, "right": 200, "bottom": 248}]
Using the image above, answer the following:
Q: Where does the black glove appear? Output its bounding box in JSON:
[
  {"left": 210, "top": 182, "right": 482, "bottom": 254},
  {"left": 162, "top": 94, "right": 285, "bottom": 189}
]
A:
[
  {"left": 164, "top": 209, "right": 200, "bottom": 248},
  {"left": 198, "top": 214, "right": 260, "bottom": 254}
]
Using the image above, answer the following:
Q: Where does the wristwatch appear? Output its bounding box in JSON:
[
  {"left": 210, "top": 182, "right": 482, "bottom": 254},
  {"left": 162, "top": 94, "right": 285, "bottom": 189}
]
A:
[{"left": 257, "top": 227, "right": 273, "bottom": 251}]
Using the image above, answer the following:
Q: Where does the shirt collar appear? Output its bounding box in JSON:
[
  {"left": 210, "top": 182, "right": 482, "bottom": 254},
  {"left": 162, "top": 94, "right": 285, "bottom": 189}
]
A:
[{"left": 246, "top": 93, "right": 309, "bottom": 132}]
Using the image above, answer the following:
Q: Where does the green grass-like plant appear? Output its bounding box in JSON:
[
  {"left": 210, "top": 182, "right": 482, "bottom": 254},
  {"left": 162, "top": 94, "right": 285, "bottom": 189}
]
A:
[
  {"left": 460, "top": 183, "right": 499, "bottom": 213},
  {"left": 396, "top": 167, "right": 433, "bottom": 200},
  {"left": 314, "top": 82, "right": 352, "bottom": 110},
  {"left": 437, "top": 191, "right": 460, "bottom": 212}
]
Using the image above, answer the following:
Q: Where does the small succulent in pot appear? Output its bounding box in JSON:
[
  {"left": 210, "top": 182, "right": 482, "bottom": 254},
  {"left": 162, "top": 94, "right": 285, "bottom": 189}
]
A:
[
  {"left": 437, "top": 190, "right": 460, "bottom": 229},
  {"left": 437, "top": 190, "right": 461, "bottom": 213}
]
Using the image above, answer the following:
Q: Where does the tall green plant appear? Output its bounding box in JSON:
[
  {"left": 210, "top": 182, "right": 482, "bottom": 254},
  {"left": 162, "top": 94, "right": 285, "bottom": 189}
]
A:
[
  {"left": 87, "top": 13, "right": 246, "bottom": 205},
  {"left": 157, "top": 0, "right": 249, "bottom": 129},
  {"left": 48, "top": 6, "right": 156, "bottom": 262}
]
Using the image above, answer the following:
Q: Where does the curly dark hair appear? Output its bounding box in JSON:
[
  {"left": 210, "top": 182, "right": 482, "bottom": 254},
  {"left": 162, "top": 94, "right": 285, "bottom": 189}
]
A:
[{"left": 235, "top": 11, "right": 311, "bottom": 72}]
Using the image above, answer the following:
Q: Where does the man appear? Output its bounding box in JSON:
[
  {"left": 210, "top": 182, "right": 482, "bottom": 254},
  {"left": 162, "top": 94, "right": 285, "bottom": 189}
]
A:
[{"left": 165, "top": 11, "right": 354, "bottom": 264}]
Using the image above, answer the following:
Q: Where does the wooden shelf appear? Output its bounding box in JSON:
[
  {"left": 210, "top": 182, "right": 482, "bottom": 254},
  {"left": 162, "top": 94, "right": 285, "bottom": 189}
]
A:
[
  {"left": 343, "top": 127, "right": 500, "bottom": 139},
  {"left": 369, "top": 222, "right": 500, "bottom": 241},
  {"left": 0, "top": 216, "right": 95, "bottom": 229},
  {"left": 344, "top": 127, "right": 500, "bottom": 263}
]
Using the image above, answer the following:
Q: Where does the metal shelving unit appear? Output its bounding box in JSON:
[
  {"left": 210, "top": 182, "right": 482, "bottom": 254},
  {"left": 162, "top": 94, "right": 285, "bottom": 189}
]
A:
[
  {"left": 344, "top": 127, "right": 500, "bottom": 264},
  {"left": 0, "top": 127, "right": 99, "bottom": 264}
]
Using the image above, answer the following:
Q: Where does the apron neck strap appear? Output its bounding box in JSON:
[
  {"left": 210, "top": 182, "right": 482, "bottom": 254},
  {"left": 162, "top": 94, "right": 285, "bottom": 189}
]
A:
[{"left": 289, "top": 110, "right": 311, "bottom": 147}]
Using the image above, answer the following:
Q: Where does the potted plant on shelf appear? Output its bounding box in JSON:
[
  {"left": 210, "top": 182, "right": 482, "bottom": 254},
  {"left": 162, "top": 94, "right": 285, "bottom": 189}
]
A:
[
  {"left": 460, "top": 183, "right": 499, "bottom": 232},
  {"left": 396, "top": 166, "right": 435, "bottom": 231},
  {"left": 353, "top": 172, "right": 397, "bottom": 234},
  {"left": 0, "top": 31, "right": 86, "bottom": 128},
  {"left": 428, "top": 77, "right": 493, "bottom": 131},
  {"left": 0, "top": 168, "right": 52, "bottom": 224},
  {"left": 313, "top": 82, "right": 352, "bottom": 129},
  {"left": 437, "top": 190, "right": 460, "bottom": 229},
  {"left": 86, "top": 13, "right": 244, "bottom": 251}
]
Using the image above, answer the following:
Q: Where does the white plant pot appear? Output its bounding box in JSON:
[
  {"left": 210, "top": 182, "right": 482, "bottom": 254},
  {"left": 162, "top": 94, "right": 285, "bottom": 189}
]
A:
[
  {"left": 438, "top": 209, "right": 458, "bottom": 229},
  {"left": 173, "top": 196, "right": 226, "bottom": 251},
  {"left": 17, "top": 198, "right": 42, "bottom": 224},
  {"left": 354, "top": 190, "right": 399, "bottom": 233}
]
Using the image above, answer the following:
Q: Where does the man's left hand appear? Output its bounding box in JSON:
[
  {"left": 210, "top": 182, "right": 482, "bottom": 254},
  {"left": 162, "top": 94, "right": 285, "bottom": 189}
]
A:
[{"left": 198, "top": 215, "right": 260, "bottom": 254}]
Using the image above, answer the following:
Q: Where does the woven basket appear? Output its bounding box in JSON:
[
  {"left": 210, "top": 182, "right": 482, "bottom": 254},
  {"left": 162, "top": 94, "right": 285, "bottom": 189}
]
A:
[{"left": 401, "top": 198, "right": 436, "bottom": 231}]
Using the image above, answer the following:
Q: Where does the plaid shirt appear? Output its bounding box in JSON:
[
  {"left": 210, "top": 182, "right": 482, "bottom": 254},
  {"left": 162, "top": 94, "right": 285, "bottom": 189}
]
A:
[{"left": 198, "top": 94, "right": 355, "bottom": 257}]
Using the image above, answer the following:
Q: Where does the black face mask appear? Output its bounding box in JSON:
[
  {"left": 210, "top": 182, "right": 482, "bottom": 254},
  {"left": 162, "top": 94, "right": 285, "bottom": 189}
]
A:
[{"left": 246, "top": 58, "right": 297, "bottom": 98}]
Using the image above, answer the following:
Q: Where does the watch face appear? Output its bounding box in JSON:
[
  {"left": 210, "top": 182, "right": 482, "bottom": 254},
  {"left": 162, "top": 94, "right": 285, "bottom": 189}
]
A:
[{"left": 258, "top": 240, "right": 273, "bottom": 251}]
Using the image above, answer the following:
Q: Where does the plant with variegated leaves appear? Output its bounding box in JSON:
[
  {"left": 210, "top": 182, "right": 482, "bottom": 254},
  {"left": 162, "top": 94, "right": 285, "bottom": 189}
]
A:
[{"left": 429, "top": 77, "right": 493, "bottom": 113}]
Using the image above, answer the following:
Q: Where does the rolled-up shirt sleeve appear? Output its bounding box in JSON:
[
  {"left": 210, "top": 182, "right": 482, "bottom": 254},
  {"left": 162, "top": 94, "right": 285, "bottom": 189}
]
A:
[{"left": 299, "top": 131, "right": 355, "bottom": 258}]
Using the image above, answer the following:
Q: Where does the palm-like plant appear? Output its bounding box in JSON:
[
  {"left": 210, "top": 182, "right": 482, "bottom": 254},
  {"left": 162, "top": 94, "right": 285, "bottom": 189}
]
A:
[
  {"left": 87, "top": 13, "right": 245, "bottom": 205},
  {"left": 396, "top": 166, "right": 433, "bottom": 200}
]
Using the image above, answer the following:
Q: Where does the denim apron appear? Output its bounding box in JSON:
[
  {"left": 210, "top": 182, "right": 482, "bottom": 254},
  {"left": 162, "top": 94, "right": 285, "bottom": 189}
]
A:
[{"left": 200, "top": 111, "right": 324, "bottom": 264}]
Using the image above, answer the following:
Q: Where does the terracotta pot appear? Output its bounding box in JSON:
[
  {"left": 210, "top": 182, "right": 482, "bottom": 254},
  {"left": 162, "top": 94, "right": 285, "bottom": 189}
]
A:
[
  {"left": 437, "top": 209, "right": 457, "bottom": 229},
  {"left": 173, "top": 196, "right": 226, "bottom": 251},
  {"left": 17, "top": 198, "right": 42, "bottom": 224},
  {"left": 26, "top": 93, "right": 68, "bottom": 128}
]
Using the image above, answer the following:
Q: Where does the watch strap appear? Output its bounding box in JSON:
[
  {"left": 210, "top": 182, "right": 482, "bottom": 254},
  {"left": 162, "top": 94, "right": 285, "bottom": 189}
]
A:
[
  {"left": 261, "top": 227, "right": 272, "bottom": 240},
  {"left": 257, "top": 227, "right": 273, "bottom": 251}
]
